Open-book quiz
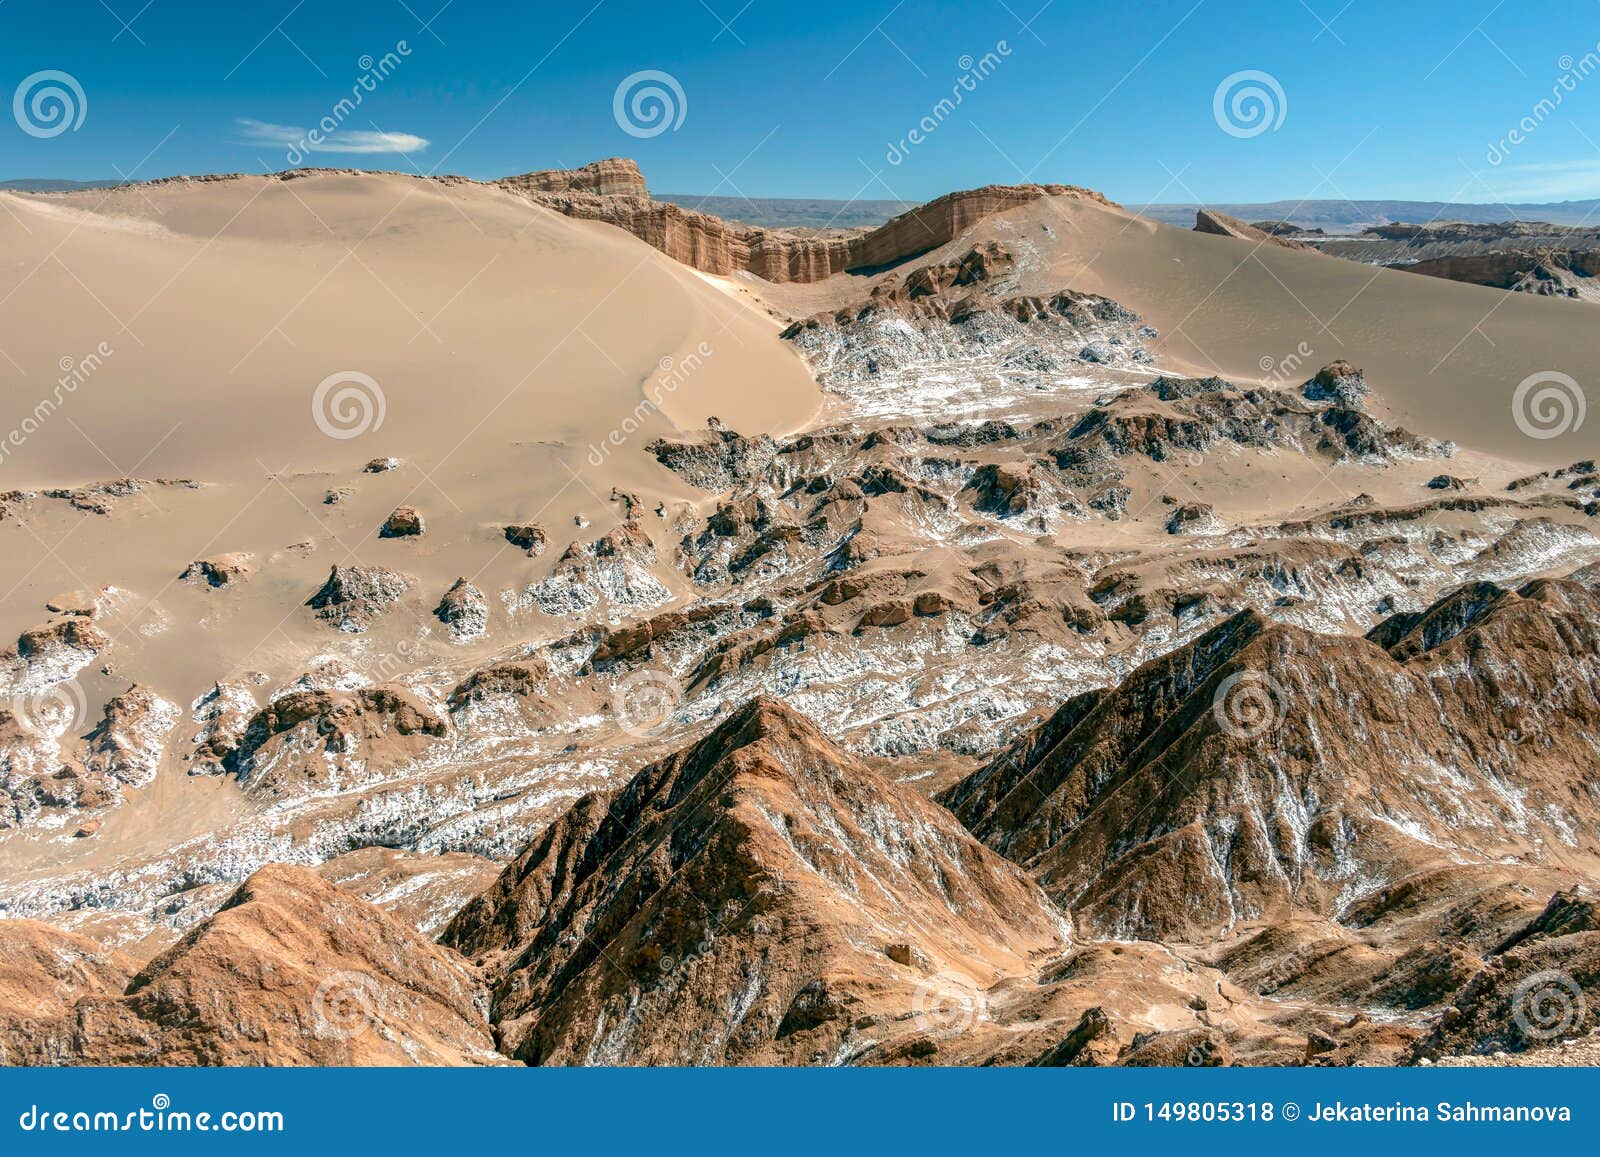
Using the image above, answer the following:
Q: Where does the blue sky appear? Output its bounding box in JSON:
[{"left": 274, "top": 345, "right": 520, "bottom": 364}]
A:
[{"left": 5, "top": 0, "right": 1600, "bottom": 204}]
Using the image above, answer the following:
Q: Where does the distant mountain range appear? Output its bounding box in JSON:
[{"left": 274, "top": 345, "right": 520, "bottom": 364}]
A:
[
  {"left": 1131, "top": 198, "right": 1600, "bottom": 232},
  {"left": 0, "top": 178, "right": 126, "bottom": 192},
  {"left": 653, "top": 193, "right": 916, "bottom": 230},
  {"left": 644, "top": 193, "right": 1600, "bottom": 233},
  {"left": 10, "top": 177, "right": 1599, "bottom": 235}
]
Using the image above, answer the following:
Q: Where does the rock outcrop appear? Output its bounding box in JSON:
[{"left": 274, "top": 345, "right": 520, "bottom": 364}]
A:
[
  {"left": 435, "top": 578, "right": 488, "bottom": 641},
  {"left": 81, "top": 685, "right": 180, "bottom": 790},
  {"left": 380, "top": 506, "right": 424, "bottom": 538},
  {"left": 219, "top": 685, "right": 449, "bottom": 797},
  {"left": 1413, "top": 892, "right": 1600, "bottom": 1060},
  {"left": 305, "top": 565, "right": 410, "bottom": 632},
  {"left": 0, "top": 865, "right": 501, "bottom": 1065},
  {"left": 1194, "top": 209, "right": 1313, "bottom": 251},
  {"left": 179, "top": 553, "right": 252, "bottom": 588},
  {"left": 503, "top": 523, "right": 548, "bottom": 556}
]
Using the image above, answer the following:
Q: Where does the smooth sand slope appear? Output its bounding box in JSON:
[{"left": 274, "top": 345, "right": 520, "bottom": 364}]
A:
[
  {"left": 0, "top": 172, "right": 820, "bottom": 696},
  {"left": 759, "top": 194, "right": 1597, "bottom": 467}
]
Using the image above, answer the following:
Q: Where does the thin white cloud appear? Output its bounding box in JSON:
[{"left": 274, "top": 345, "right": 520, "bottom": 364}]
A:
[
  {"left": 1474, "top": 159, "right": 1600, "bottom": 203},
  {"left": 236, "top": 118, "right": 429, "bottom": 155}
]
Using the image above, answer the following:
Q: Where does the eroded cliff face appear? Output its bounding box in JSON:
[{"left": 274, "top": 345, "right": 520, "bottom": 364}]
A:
[{"left": 496, "top": 159, "right": 1115, "bottom": 284}]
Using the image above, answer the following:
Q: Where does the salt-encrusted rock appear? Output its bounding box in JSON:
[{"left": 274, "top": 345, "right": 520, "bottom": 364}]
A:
[
  {"left": 435, "top": 578, "right": 488, "bottom": 641},
  {"left": 82, "top": 685, "right": 181, "bottom": 789},
  {"left": 1303, "top": 360, "right": 1369, "bottom": 407},
  {"left": 305, "top": 565, "right": 409, "bottom": 633}
]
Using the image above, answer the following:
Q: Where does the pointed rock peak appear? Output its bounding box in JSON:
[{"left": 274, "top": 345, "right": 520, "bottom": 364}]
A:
[
  {"left": 1366, "top": 579, "right": 1513, "bottom": 659},
  {"left": 703, "top": 693, "right": 825, "bottom": 751}
]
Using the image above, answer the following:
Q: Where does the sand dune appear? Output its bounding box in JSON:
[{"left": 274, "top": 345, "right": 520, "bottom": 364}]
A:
[
  {"left": 754, "top": 195, "right": 1596, "bottom": 467},
  {"left": 0, "top": 172, "right": 819, "bottom": 697}
]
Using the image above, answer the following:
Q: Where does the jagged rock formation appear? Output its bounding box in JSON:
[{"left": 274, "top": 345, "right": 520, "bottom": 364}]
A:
[
  {"left": 500, "top": 157, "right": 648, "bottom": 198},
  {"left": 0, "top": 865, "right": 501, "bottom": 1065},
  {"left": 1413, "top": 888, "right": 1600, "bottom": 1059},
  {"left": 517, "top": 518, "right": 668, "bottom": 619},
  {"left": 81, "top": 685, "right": 180, "bottom": 790},
  {"left": 647, "top": 427, "right": 779, "bottom": 491},
  {"left": 441, "top": 697, "right": 1071, "bottom": 1065},
  {"left": 1307, "top": 220, "right": 1600, "bottom": 300},
  {"left": 499, "top": 160, "right": 1114, "bottom": 284},
  {"left": 1301, "top": 361, "right": 1368, "bottom": 407},
  {"left": 305, "top": 565, "right": 410, "bottom": 632},
  {"left": 0, "top": 617, "right": 110, "bottom": 696},
  {"left": 940, "top": 574, "right": 1600, "bottom": 942},
  {"left": 218, "top": 686, "right": 449, "bottom": 798},
  {"left": 781, "top": 243, "right": 1155, "bottom": 417},
  {"left": 435, "top": 578, "right": 489, "bottom": 641},
  {"left": 3, "top": 684, "right": 179, "bottom": 830}
]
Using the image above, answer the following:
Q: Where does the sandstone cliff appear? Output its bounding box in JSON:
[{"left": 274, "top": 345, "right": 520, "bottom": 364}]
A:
[{"left": 497, "top": 159, "right": 1116, "bottom": 284}]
